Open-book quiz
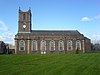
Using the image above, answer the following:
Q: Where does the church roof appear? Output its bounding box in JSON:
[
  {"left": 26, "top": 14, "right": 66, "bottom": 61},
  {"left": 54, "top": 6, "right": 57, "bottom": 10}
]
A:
[
  {"left": 16, "top": 30, "right": 84, "bottom": 37},
  {"left": 31, "top": 30, "right": 82, "bottom": 35}
]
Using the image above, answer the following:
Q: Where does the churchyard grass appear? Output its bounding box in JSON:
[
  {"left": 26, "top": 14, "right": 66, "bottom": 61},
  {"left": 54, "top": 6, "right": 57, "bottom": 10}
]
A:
[{"left": 0, "top": 53, "right": 100, "bottom": 75}]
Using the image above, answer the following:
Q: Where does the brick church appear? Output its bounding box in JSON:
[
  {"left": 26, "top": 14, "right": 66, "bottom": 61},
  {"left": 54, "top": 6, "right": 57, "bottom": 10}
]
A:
[{"left": 15, "top": 8, "right": 91, "bottom": 54}]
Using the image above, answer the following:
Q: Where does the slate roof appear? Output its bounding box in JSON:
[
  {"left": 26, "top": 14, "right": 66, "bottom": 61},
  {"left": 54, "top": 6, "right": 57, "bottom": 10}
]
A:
[
  {"left": 16, "top": 30, "right": 84, "bottom": 37},
  {"left": 32, "top": 30, "right": 80, "bottom": 35}
]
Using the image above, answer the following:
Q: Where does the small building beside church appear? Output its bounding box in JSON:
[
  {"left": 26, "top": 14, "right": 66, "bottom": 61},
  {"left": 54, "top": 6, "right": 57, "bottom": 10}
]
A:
[
  {"left": 15, "top": 9, "right": 91, "bottom": 54},
  {"left": 0, "top": 41, "right": 8, "bottom": 54}
]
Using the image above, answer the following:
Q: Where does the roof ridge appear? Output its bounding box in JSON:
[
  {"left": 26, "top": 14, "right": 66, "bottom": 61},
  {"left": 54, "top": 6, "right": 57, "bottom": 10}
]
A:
[{"left": 32, "top": 30, "right": 78, "bottom": 31}]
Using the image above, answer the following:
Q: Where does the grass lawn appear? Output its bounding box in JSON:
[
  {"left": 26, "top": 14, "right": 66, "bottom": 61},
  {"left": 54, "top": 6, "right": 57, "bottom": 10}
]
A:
[{"left": 0, "top": 53, "right": 100, "bottom": 75}]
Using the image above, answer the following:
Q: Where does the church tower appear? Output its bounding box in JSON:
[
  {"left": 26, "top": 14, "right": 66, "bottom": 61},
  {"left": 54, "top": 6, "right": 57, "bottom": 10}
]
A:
[{"left": 18, "top": 8, "right": 32, "bottom": 33}]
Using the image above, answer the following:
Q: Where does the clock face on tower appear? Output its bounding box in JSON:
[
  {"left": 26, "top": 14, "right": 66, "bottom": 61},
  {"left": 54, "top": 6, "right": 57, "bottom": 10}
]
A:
[{"left": 23, "top": 25, "right": 26, "bottom": 28}]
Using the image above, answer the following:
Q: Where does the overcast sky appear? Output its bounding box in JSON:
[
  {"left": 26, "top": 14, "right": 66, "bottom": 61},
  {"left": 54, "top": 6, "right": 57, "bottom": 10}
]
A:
[{"left": 0, "top": 0, "right": 100, "bottom": 44}]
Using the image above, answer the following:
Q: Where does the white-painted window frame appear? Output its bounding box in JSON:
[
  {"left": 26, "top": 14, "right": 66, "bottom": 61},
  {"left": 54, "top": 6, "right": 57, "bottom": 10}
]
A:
[
  {"left": 58, "top": 40, "right": 64, "bottom": 51},
  {"left": 67, "top": 40, "right": 73, "bottom": 51},
  {"left": 40, "top": 40, "right": 46, "bottom": 51},
  {"left": 19, "top": 40, "right": 25, "bottom": 51},
  {"left": 49, "top": 40, "right": 55, "bottom": 51},
  {"left": 76, "top": 40, "right": 81, "bottom": 50},
  {"left": 31, "top": 40, "right": 37, "bottom": 51}
]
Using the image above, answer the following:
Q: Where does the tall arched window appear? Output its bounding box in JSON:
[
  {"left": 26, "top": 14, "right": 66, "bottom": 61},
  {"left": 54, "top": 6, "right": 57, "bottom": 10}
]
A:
[
  {"left": 41, "top": 40, "right": 46, "bottom": 51},
  {"left": 32, "top": 40, "right": 37, "bottom": 51},
  {"left": 23, "top": 13, "right": 26, "bottom": 20},
  {"left": 50, "top": 40, "right": 55, "bottom": 51},
  {"left": 76, "top": 40, "right": 81, "bottom": 50},
  {"left": 19, "top": 40, "right": 25, "bottom": 51},
  {"left": 67, "top": 40, "right": 73, "bottom": 51},
  {"left": 58, "top": 40, "right": 64, "bottom": 51}
]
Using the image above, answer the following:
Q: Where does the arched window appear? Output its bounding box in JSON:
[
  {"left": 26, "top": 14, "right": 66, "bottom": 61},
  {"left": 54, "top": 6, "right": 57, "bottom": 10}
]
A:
[
  {"left": 23, "top": 13, "right": 26, "bottom": 20},
  {"left": 76, "top": 40, "right": 81, "bottom": 50},
  {"left": 19, "top": 40, "right": 25, "bottom": 51},
  {"left": 67, "top": 40, "right": 73, "bottom": 51},
  {"left": 41, "top": 40, "right": 46, "bottom": 51},
  {"left": 32, "top": 40, "right": 37, "bottom": 51},
  {"left": 50, "top": 40, "right": 55, "bottom": 51},
  {"left": 58, "top": 40, "right": 64, "bottom": 51}
]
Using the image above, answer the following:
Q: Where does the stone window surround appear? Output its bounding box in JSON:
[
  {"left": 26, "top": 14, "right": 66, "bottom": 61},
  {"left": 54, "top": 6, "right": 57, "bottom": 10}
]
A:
[
  {"left": 19, "top": 40, "right": 25, "bottom": 51},
  {"left": 49, "top": 40, "right": 55, "bottom": 51},
  {"left": 40, "top": 40, "right": 46, "bottom": 51},
  {"left": 58, "top": 40, "right": 64, "bottom": 51},
  {"left": 76, "top": 40, "right": 81, "bottom": 50},
  {"left": 67, "top": 40, "right": 73, "bottom": 51},
  {"left": 31, "top": 40, "right": 37, "bottom": 51}
]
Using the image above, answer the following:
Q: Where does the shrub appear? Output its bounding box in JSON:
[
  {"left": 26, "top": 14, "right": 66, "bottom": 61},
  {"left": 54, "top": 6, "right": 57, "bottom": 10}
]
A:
[{"left": 76, "top": 48, "right": 80, "bottom": 54}]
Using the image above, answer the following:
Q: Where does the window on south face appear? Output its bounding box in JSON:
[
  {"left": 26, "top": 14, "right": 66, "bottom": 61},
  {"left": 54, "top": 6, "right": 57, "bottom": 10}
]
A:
[
  {"left": 32, "top": 40, "right": 37, "bottom": 51},
  {"left": 76, "top": 40, "right": 81, "bottom": 50},
  {"left": 67, "top": 40, "right": 73, "bottom": 51},
  {"left": 58, "top": 40, "right": 64, "bottom": 51},
  {"left": 41, "top": 40, "right": 46, "bottom": 51},
  {"left": 19, "top": 40, "right": 25, "bottom": 51},
  {"left": 50, "top": 40, "right": 55, "bottom": 51}
]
